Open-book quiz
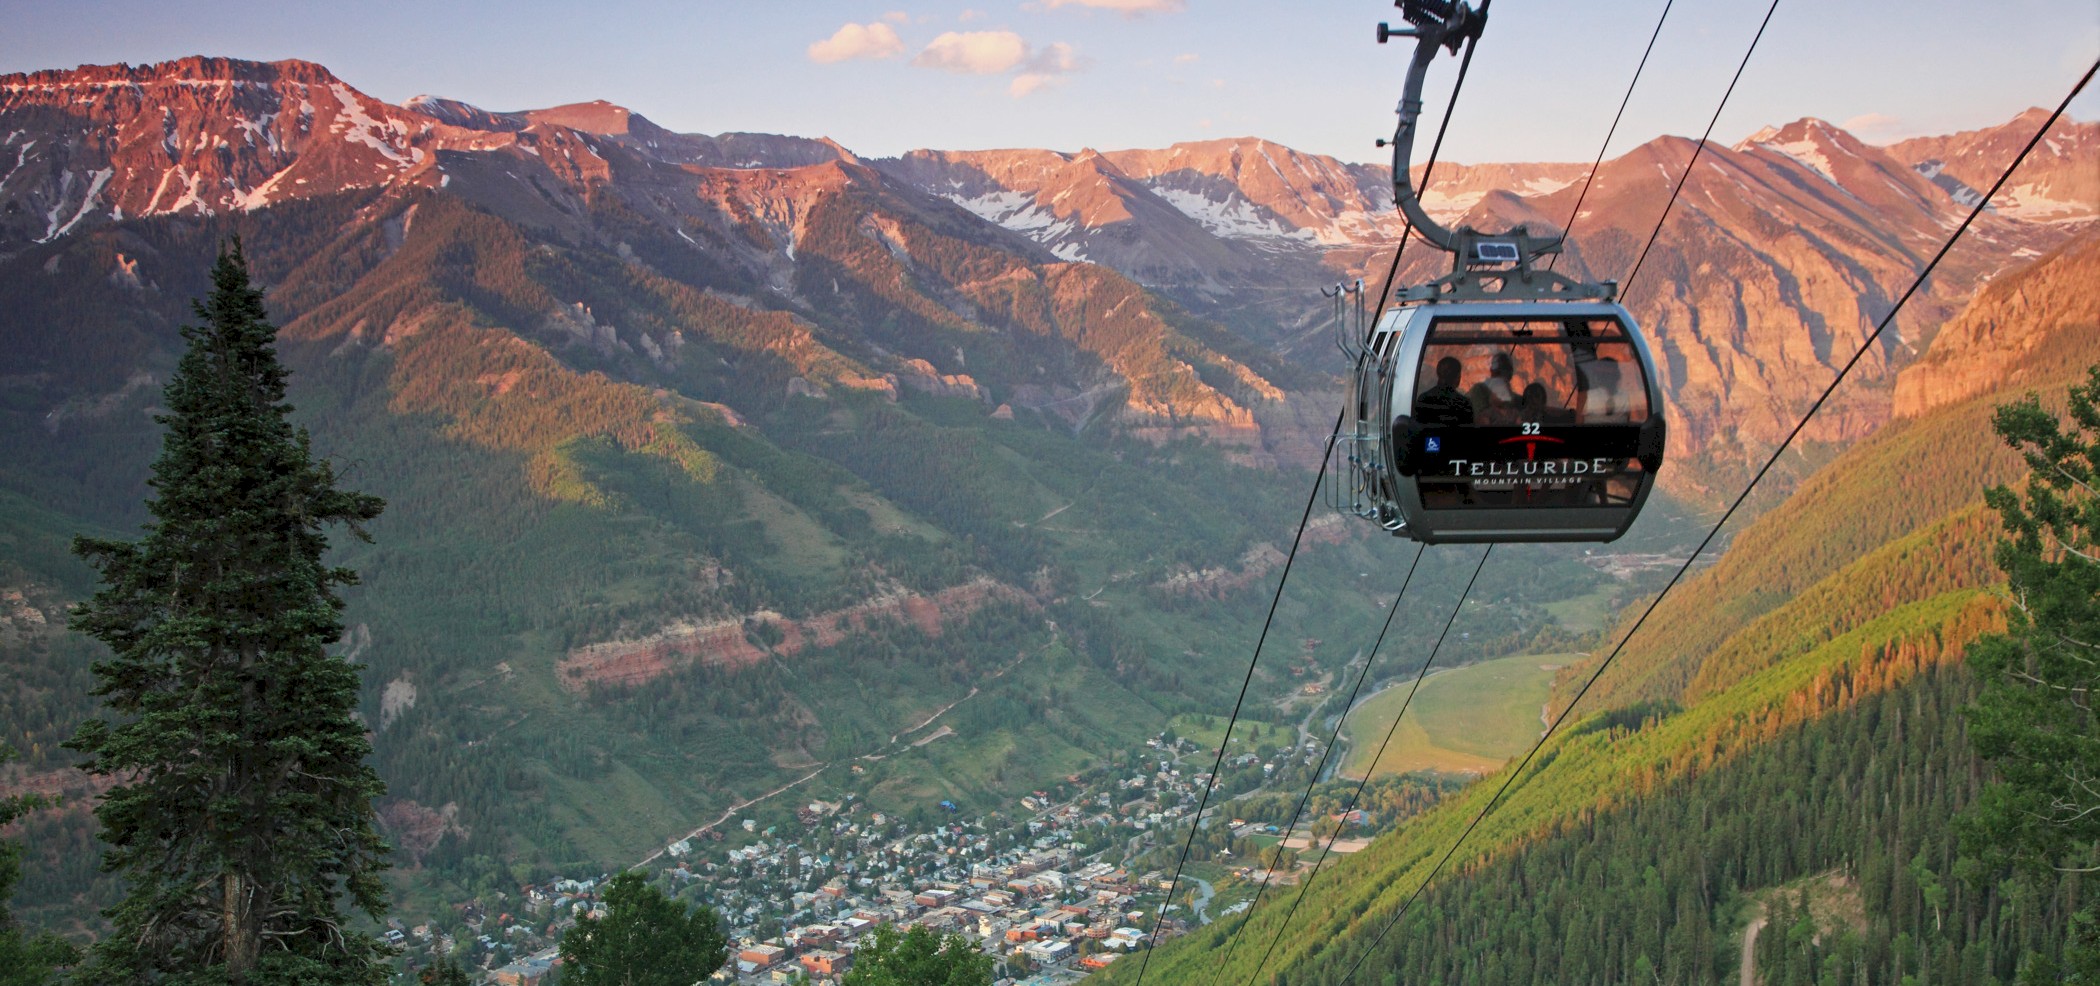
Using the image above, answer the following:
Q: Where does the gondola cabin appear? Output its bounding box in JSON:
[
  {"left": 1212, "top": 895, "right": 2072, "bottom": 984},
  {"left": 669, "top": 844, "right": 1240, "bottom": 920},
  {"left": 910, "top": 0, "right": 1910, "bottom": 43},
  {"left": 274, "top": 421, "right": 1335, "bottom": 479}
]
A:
[{"left": 1354, "top": 301, "right": 1666, "bottom": 544}]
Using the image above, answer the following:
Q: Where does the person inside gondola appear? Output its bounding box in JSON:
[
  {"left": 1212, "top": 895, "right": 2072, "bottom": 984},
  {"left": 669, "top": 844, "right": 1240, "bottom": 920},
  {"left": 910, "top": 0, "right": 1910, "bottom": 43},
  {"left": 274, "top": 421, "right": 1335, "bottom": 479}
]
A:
[
  {"left": 1520, "top": 382, "right": 1549, "bottom": 422},
  {"left": 1467, "top": 352, "right": 1521, "bottom": 425},
  {"left": 1575, "top": 356, "right": 1631, "bottom": 424},
  {"left": 1416, "top": 356, "right": 1474, "bottom": 425}
]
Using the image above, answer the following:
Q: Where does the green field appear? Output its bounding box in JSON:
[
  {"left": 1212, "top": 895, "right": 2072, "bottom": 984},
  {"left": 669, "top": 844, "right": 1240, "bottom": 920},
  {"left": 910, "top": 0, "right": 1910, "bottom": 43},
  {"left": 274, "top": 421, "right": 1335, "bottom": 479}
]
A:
[
  {"left": 1338, "top": 654, "right": 1571, "bottom": 778},
  {"left": 1543, "top": 587, "right": 1616, "bottom": 633},
  {"left": 1169, "top": 712, "right": 1284, "bottom": 752}
]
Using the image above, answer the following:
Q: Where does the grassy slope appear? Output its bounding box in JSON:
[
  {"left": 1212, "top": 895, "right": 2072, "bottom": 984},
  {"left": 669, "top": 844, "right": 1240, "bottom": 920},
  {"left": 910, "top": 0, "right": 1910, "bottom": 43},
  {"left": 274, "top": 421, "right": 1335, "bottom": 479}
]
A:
[{"left": 1338, "top": 654, "right": 1568, "bottom": 778}]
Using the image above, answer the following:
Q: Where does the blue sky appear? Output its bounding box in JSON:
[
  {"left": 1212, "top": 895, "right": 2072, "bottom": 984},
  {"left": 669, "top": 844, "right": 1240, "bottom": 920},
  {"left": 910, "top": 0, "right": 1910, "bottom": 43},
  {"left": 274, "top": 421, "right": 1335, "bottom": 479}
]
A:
[{"left": 3, "top": 0, "right": 2095, "bottom": 164}]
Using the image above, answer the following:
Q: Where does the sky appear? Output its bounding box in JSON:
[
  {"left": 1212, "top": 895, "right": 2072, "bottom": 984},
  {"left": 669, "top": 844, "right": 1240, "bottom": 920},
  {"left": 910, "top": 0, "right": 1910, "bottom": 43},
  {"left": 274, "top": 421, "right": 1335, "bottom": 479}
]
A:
[{"left": 2, "top": 0, "right": 2096, "bottom": 166}]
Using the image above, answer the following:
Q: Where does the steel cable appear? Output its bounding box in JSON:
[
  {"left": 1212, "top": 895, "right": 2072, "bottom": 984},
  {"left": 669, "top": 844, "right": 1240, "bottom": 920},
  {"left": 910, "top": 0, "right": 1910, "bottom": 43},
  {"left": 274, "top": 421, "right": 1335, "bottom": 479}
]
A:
[{"left": 1335, "top": 54, "right": 2098, "bottom": 985}]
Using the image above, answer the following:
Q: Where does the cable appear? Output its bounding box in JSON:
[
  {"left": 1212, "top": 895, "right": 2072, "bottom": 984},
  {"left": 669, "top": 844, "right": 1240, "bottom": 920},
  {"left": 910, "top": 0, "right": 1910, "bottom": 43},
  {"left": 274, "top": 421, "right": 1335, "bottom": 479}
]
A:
[
  {"left": 1336, "top": 56, "right": 2099, "bottom": 984},
  {"left": 1129, "top": 12, "right": 1492, "bottom": 985},
  {"left": 1196, "top": 543, "right": 1424, "bottom": 986},
  {"left": 1556, "top": 0, "right": 1675, "bottom": 251},
  {"left": 1619, "top": 0, "right": 1781, "bottom": 298},
  {"left": 1240, "top": 543, "right": 1492, "bottom": 986},
  {"left": 1223, "top": 4, "right": 1677, "bottom": 975}
]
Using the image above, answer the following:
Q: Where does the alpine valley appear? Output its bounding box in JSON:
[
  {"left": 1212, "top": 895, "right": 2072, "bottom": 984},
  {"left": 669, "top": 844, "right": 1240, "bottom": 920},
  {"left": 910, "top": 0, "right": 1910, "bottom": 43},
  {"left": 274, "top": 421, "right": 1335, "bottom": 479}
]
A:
[{"left": 1, "top": 55, "right": 2096, "bottom": 984}]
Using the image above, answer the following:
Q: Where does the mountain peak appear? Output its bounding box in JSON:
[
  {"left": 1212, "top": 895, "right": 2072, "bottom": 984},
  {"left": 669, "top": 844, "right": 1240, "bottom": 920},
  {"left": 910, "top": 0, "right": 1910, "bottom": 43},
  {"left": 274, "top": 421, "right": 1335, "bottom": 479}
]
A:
[
  {"left": 0, "top": 54, "right": 346, "bottom": 89},
  {"left": 522, "top": 99, "right": 644, "bottom": 135},
  {"left": 401, "top": 94, "right": 520, "bottom": 131}
]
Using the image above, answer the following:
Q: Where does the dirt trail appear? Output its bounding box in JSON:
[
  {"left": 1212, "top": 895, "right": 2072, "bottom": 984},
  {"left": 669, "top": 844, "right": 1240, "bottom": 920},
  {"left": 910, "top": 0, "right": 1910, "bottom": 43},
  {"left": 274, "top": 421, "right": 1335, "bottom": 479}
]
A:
[{"left": 1741, "top": 909, "right": 1767, "bottom": 986}]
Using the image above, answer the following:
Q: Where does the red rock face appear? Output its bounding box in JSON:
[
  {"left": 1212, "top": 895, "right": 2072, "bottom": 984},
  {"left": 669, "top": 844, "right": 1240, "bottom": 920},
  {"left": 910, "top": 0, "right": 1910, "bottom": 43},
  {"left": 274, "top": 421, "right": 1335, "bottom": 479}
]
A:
[
  {"left": 1892, "top": 233, "right": 2100, "bottom": 420},
  {"left": 7, "top": 56, "right": 2093, "bottom": 496},
  {"left": 555, "top": 579, "right": 1027, "bottom": 691},
  {"left": 0, "top": 57, "right": 464, "bottom": 242}
]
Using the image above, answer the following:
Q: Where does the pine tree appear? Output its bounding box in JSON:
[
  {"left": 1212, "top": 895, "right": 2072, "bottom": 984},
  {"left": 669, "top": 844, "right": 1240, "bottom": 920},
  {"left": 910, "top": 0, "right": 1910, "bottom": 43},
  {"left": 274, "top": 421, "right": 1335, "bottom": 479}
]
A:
[
  {"left": 1964, "top": 363, "right": 2100, "bottom": 980},
  {"left": 65, "top": 241, "right": 390, "bottom": 985}
]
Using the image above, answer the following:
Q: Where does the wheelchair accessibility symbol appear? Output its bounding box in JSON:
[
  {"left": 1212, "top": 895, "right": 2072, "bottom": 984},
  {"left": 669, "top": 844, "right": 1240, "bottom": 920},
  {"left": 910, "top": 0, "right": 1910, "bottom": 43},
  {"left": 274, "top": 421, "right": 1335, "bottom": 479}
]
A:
[{"left": 1425, "top": 437, "right": 1442, "bottom": 453}]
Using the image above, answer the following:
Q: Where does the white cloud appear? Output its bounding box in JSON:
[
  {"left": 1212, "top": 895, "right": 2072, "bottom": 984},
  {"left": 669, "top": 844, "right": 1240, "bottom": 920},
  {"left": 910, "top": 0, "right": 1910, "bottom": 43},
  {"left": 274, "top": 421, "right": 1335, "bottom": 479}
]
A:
[
  {"left": 1043, "top": 0, "right": 1187, "bottom": 13},
  {"left": 808, "top": 22, "right": 905, "bottom": 64},
  {"left": 882, "top": 11, "right": 909, "bottom": 23},
  {"left": 1010, "top": 43, "right": 1087, "bottom": 97},
  {"left": 959, "top": 8, "right": 986, "bottom": 22},
  {"left": 1173, "top": 52, "right": 1199, "bottom": 64},
  {"left": 1011, "top": 74, "right": 1060, "bottom": 98},
  {"left": 1840, "top": 113, "right": 1904, "bottom": 141},
  {"left": 913, "top": 30, "right": 1029, "bottom": 74},
  {"left": 1023, "top": 42, "right": 1082, "bottom": 74}
]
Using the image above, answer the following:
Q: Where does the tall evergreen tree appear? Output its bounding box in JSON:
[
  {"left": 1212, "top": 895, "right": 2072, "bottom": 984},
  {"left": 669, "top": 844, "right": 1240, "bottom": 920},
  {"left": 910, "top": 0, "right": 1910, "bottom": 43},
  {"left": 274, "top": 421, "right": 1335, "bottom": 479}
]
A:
[
  {"left": 65, "top": 241, "right": 390, "bottom": 985},
  {"left": 1966, "top": 363, "right": 2100, "bottom": 980}
]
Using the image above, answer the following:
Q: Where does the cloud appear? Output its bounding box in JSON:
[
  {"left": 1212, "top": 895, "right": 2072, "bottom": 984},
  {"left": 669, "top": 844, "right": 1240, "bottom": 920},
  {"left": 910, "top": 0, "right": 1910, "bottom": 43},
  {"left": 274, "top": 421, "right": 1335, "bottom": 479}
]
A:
[
  {"left": 1023, "top": 41, "right": 1083, "bottom": 74},
  {"left": 1840, "top": 112, "right": 1904, "bottom": 140},
  {"left": 1173, "top": 53, "right": 1199, "bottom": 64},
  {"left": 1010, "top": 74, "right": 1060, "bottom": 98},
  {"left": 959, "top": 8, "right": 986, "bottom": 22},
  {"left": 1010, "top": 43, "right": 1087, "bottom": 98},
  {"left": 882, "top": 11, "right": 908, "bottom": 23},
  {"left": 1043, "top": 0, "right": 1187, "bottom": 14},
  {"left": 808, "top": 22, "right": 905, "bottom": 63},
  {"left": 913, "top": 30, "right": 1029, "bottom": 74}
]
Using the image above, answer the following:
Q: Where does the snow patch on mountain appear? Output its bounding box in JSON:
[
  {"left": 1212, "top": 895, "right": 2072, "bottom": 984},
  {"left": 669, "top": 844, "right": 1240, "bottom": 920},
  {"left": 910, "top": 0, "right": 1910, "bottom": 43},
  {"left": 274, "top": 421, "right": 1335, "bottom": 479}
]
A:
[
  {"left": 1150, "top": 187, "right": 1308, "bottom": 242},
  {"left": 1759, "top": 139, "right": 1842, "bottom": 186},
  {"left": 48, "top": 168, "right": 112, "bottom": 239},
  {"left": 328, "top": 82, "right": 410, "bottom": 167}
]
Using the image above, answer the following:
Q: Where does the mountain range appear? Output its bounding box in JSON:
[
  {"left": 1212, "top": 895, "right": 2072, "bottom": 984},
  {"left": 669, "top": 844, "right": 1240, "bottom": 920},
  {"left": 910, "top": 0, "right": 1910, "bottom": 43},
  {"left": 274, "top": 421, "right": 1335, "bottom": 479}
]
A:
[{"left": 1, "top": 53, "right": 2095, "bottom": 948}]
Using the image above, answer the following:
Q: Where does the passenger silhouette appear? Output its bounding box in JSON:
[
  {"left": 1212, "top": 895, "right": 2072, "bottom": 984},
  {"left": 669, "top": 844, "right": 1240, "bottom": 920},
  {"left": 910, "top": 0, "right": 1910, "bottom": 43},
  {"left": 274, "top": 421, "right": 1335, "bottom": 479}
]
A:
[
  {"left": 1469, "top": 353, "right": 1520, "bottom": 424},
  {"left": 1520, "top": 382, "right": 1548, "bottom": 421},
  {"left": 1416, "top": 356, "right": 1474, "bottom": 425},
  {"left": 1575, "top": 357, "right": 1632, "bottom": 424}
]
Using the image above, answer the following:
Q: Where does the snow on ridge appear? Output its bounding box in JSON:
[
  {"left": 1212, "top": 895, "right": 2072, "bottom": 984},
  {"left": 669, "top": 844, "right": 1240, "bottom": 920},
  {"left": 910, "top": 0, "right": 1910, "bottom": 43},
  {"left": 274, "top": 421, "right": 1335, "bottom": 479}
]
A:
[
  {"left": 39, "top": 170, "right": 75, "bottom": 241},
  {"left": 1762, "top": 139, "right": 1839, "bottom": 183},
  {"left": 949, "top": 189, "right": 1074, "bottom": 238},
  {"left": 49, "top": 168, "right": 113, "bottom": 239},
  {"left": 1418, "top": 186, "right": 1485, "bottom": 223},
  {"left": 1151, "top": 186, "right": 1309, "bottom": 242},
  {"left": 233, "top": 112, "right": 281, "bottom": 153},
  {"left": 230, "top": 164, "right": 297, "bottom": 212},
  {"left": 2002, "top": 181, "right": 2093, "bottom": 221},
  {"left": 165, "top": 168, "right": 213, "bottom": 216},
  {"left": 328, "top": 82, "right": 411, "bottom": 166}
]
